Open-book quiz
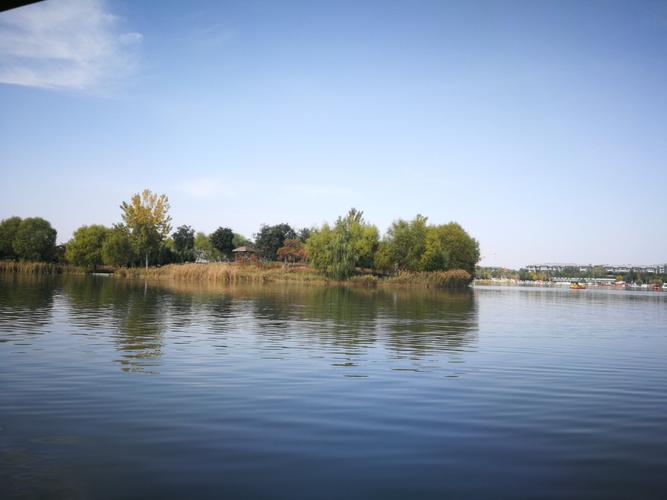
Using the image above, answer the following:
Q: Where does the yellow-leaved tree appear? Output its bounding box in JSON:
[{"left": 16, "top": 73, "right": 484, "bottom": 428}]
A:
[{"left": 120, "top": 189, "right": 172, "bottom": 268}]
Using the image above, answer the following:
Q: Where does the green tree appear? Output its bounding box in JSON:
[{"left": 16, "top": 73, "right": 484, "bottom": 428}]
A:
[
  {"left": 255, "top": 223, "right": 296, "bottom": 260},
  {"left": 232, "top": 233, "right": 251, "bottom": 248},
  {"left": 307, "top": 223, "right": 354, "bottom": 280},
  {"left": 0, "top": 216, "right": 22, "bottom": 260},
  {"left": 102, "top": 224, "right": 137, "bottom": 267},
  {"left": 194, "top": 231, "right": 219, "bottom": 262},
  {"left": 427, "top": 222, "right": 479, "bottom": 274},
  {"left": 13, "top": 217, "right": 57, "bottom": 261},
  {"left": 54, "top": 244, "right": 68, "bottom": 264},
  {"left": 346, "top": 209, "right": 379, "bottom": 269},
  {"left": 120, "top": 189, "right": 172, "bottom": 268},
  {"left": 420, "top": 227, "right": 449, "bottom": 271},
  {"left": 373, "top": 241, "right": 393, "bottom": 273},
  {"left": 172, "top": 225, "right": 195, "bottom": 262},
  {"left": 66, "top": 225, "right": 110, "bottom": 270},
  {"left": 383, "top": 215, "right": 429, "bottom": 271},
  {"left": 379, "top": 217, "right": 478, "bottom": 274},
  {"left": 307, "top": 209, "right": 379, "bottom": 279},
  {"left": 157, "top": 239, "right": 177, "bottom": 265},
  {"left": 209, "top": 227, "right": 235, "bottom": 260},
  {"left": 297, "top": 227, "right": 312, "bottom": 242}
]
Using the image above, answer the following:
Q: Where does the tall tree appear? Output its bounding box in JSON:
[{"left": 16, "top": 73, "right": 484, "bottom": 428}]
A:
[
  {"left": 255, "top": 223, "right": 296, "bottom": 260},
  {"left": 65, "top": 225, "right": 110, "bottom": 270},
  {"left": 346, "top": 209, "right": 379, "bottom": 269},
  {"left": 430, "top": 222, "right": 480, "bottom": 274},
  {"left": 307, "top": 209, "right": 379, "bottom": 279},
  {"left": 382, "top": 215, "right": 429, "bottom": 271},
  {"left": 377, "top": 216, "right": 477, "bottom": 274},
  {"left": 13, "top": 217, "right": 57, "bottom": 262},
  {"left": 297, "top": 227, "right": 312, "bottom": 243},
  {"left": 172, "top": 225, "right": 195, "bottom": 262},
  {"left": 194, "top": 231, "right": 218, "bottom": 262},
  {"left": 420, "top": 227, "right": 449, "bottom": 271},
  {"left": 209, "top": 227, "right": 235, "bottom": 260},
  {"left": 0, "top": 216, "right": 22, "bottom": 260},
  {"left": 120, "top": 189, "right": 172, "bottom": 268}
]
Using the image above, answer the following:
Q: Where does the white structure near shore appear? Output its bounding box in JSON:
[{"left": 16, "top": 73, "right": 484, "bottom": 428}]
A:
[{"left": 526, "top": 263, "right": 667, "bottom": 274}]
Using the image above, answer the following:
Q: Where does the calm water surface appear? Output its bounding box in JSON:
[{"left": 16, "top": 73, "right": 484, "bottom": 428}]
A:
[{"left": 1, "top": 275, "right": 666, "bottom": 499}]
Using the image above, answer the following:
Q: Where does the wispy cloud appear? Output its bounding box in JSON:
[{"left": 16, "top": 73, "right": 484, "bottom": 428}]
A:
[{"left": 0, "top": 0, "right": 142, "bottom": 90}]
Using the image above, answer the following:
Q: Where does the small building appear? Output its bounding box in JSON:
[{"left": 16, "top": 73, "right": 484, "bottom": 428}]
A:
[{"left": 232, "top": 246, "right": 257, "bottom": 262}]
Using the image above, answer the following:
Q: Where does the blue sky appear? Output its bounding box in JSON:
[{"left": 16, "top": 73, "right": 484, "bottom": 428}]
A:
[{"left": 1, "top": 0, "right": 666, "bottom": 268}]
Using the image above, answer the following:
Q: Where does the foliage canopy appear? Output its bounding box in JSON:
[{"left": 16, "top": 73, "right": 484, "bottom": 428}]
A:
[
  {"left": 120, "top": 189, "right": 172, "bottom": 268},
  {"left": 209, "top": 227, "right": 235, "bottom": 260},
  {"left": 172, "top": 225, "right": 196, "bottom": 262},
  {"left": 0, "top": 216, "right": 22, "bottom": 260},
  {"left": 13, "top": 218, "right": 57, "bottom": 262},
  {"left": 306, "top": 209, "right": 379, "bottom": 279},
  {"left": 255, "top": 223, "right": 296, "bottom": 260},
  {"left": 66, "top": 225, "right": 110, "bottom": 270}
]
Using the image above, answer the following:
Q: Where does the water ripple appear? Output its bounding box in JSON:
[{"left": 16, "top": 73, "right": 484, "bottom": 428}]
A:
[{"left": 1, "top": 276, "right": 666, "bottom": 499}]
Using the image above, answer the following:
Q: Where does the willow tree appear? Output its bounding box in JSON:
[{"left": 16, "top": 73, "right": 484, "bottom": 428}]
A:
[
  {"left": 120, "top": 189, "right": 172, "bottom": 268},
  {"left": 307, "top": 209, "right": 378, "bottom": 280}
]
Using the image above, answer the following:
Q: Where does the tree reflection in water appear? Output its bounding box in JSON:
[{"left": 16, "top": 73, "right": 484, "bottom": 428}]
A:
[
  {"left": 54, "top": 276, "right": 479, "bottom": 374},
  {"left": 62, "top": 276, "right": 167, "bottom": 373},
  {"left": 0, "top": 274, "right": 55, "bottom": 340},
  {"left": 154, "top": 281, "right": 479, "bottom": 370}
]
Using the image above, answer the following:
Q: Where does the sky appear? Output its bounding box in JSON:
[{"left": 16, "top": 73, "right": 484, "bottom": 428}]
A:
[{"left": 1, "top": 0, "right": 666, "bottom": 269}]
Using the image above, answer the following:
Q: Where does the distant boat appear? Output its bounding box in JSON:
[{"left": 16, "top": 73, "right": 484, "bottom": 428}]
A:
[{"left": 570, "top": 282, "right": 587, "bottom": 290}]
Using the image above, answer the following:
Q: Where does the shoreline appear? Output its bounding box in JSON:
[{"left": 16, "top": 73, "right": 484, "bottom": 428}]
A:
[{"left": 0, "top": 261, "right": 472, "bottom": 290}]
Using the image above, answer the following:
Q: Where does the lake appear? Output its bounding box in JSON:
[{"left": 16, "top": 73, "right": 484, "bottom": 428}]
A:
[{"left": 1, "top": 275, "right": 666, "bottom": 499}]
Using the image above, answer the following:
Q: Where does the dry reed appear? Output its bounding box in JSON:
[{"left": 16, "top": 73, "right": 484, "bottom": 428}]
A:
[
  {"left": 0, "top": 261, "right": 84, "bottom": 275},
  {"left": 112, "top": 263, "right": 471, "bottom": 289},
  {"left": 383, "top": 269, "right": 472, "bottom": 288}
]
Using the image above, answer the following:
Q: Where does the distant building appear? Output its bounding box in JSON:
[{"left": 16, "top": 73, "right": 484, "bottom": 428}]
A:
[
  {"left": 526, "top": 263, "right": 666, "bottom": 275},
  {"left": 525, "top": 263, "right": 579, "bottom": 273},
  {"left": 232, "top": 246, "right": 257, "bottom": 262}
]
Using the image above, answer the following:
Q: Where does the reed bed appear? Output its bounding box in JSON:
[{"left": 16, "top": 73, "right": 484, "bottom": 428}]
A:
[
  {"left": 1, "top": 260, "right": 471, "bottom": 289},
  {"left": 383, "top": 269, "right": 472, "bottom": 288},
  {"left": 113, "top": 262, "right": 327, "bottom": 285},
  {"left": 112, "top": 263, "right": 471, "bottom": 289},
  {"left": 0, "top": 260, "right": 84, "bottom": 275}
]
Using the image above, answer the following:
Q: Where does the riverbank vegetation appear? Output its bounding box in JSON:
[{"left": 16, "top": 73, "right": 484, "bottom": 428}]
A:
[
  {"left": 0, "top": 261, "right": 83, "bottom": 275},
  {"left": 1, "top": 188, "right": 480, "bottom": 288},
  {"left": 111, "top": 263, "right": 471, "bottom": 289}
]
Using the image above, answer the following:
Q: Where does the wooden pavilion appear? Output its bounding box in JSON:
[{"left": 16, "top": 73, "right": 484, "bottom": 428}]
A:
[{"left": 232, "top": 246, "right": 257, "bottom": 263}]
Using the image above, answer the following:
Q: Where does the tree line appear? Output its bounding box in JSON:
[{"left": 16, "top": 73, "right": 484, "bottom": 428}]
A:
[{"left": 0, "top": 189, "right": 480, "bottom": 280}]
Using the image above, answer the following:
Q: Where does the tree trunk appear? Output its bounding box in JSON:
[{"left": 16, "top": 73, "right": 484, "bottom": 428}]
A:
[{"left": 145, "top": 252, "right": 149, "bottom": 269}]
